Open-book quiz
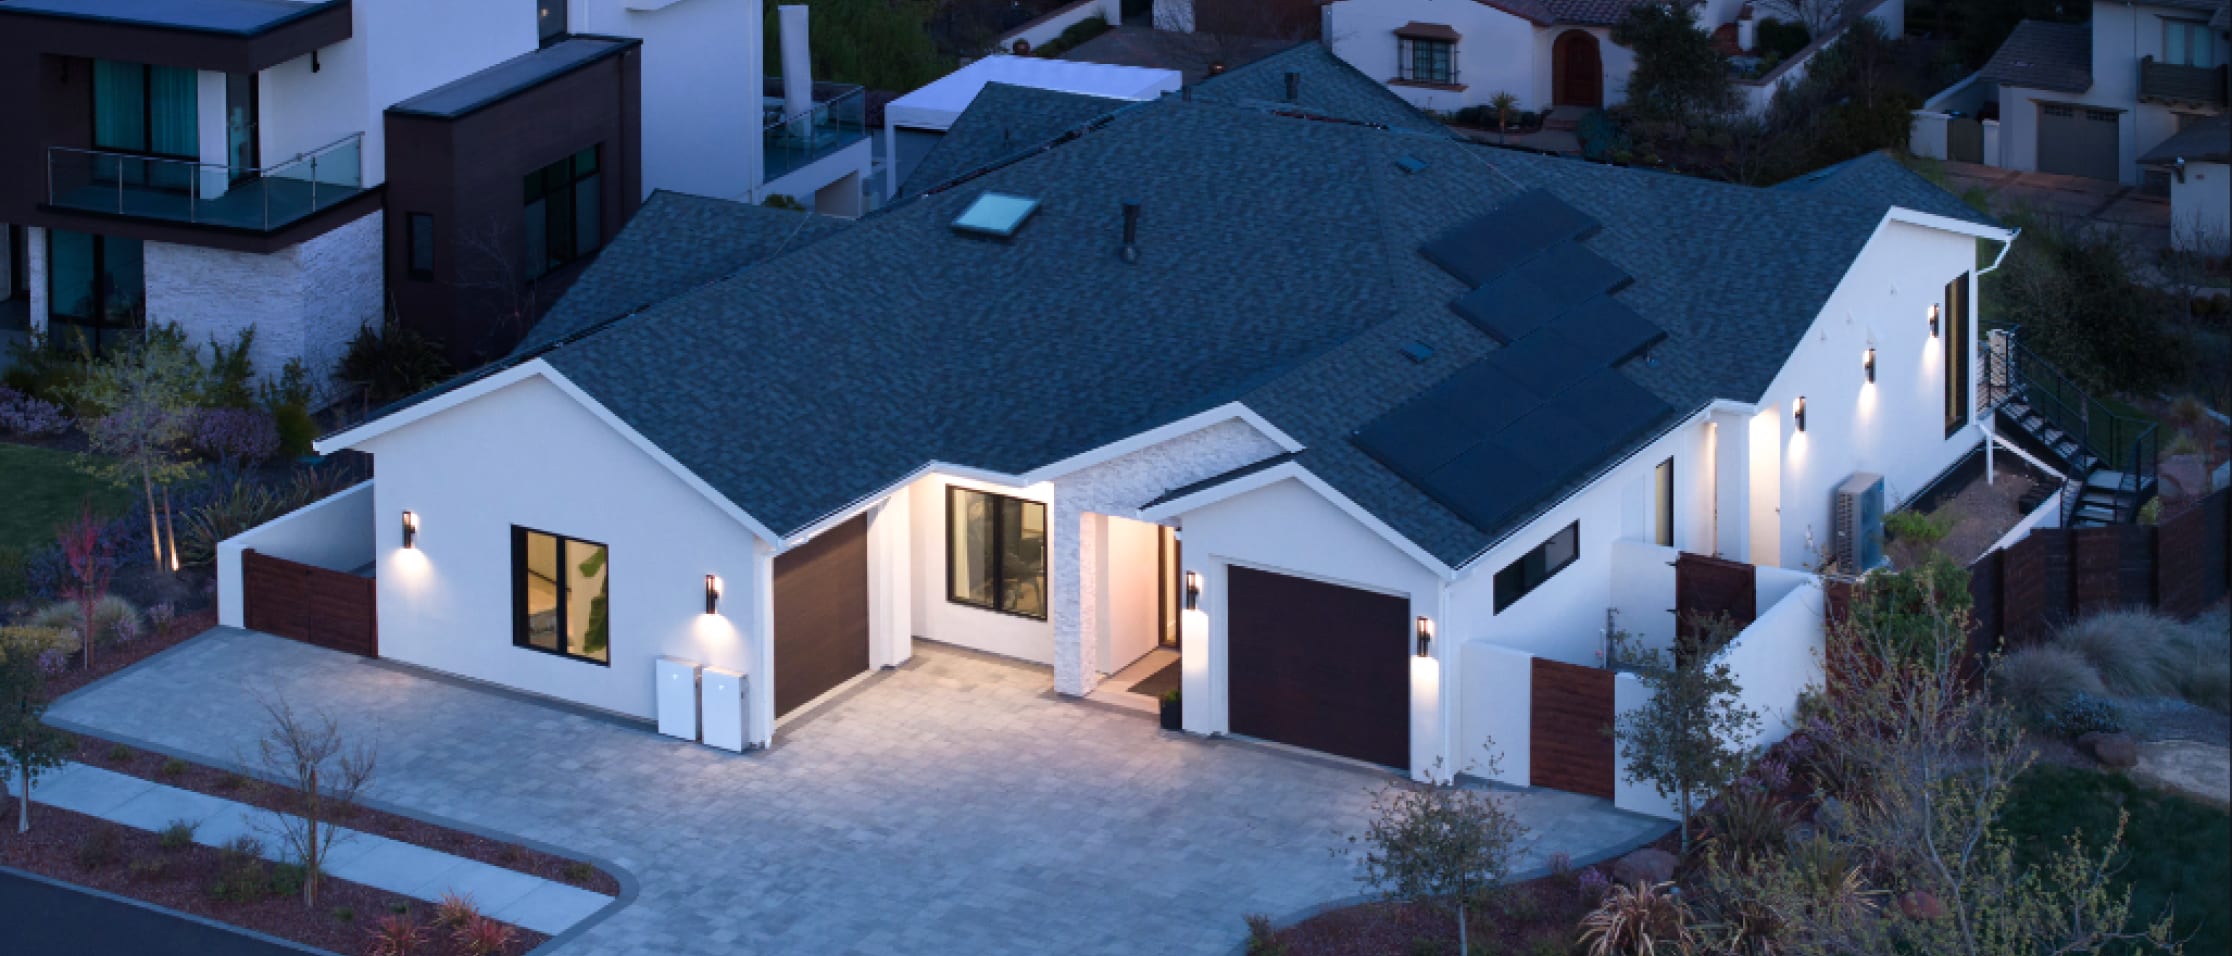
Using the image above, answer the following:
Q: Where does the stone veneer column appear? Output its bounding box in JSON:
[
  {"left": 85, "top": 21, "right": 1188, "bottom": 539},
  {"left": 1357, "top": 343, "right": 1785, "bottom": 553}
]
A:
[{"left": 1051, "top": 503, "right": 1099, "bottom": 696}]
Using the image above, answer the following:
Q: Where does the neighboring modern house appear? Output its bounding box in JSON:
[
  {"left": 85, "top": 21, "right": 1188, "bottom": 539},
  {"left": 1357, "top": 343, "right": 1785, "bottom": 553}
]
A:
[
  {"left": 0, "top": 0, "right": 872, "bottom": 372},
  {"left": 255, "top": 46, "right": 2009, "bottom": 803},
  {"left": 1970, "top": 0, "right": 2228, "bottom": 188}
]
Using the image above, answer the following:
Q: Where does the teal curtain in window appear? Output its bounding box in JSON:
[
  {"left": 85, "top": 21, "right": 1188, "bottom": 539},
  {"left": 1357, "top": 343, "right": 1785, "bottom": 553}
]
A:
[
  {"left": 149, "top": 66, "right": 199, "bottom": 159},
  {"left": 92, "top": 61, "right": 147, "bottom": 152}
]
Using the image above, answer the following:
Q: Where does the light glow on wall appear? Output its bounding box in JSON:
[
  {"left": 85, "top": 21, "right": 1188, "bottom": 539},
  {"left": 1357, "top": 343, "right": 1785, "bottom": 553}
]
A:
[
  {"left": 1409, "top": 654, "right": 1442, "bottom": 782},
  {"left": 1180, "top": 607, "right": 1210, "bottom": 733}
]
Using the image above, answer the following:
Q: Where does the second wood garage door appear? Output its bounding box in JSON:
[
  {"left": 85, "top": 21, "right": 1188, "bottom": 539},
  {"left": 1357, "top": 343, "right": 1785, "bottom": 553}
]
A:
[
  {"left": 773, "top": 514, "right": 870, "bottom": 716},
  {"left": 1227, "top": 566, "right": 1410, "bottom": 769}
]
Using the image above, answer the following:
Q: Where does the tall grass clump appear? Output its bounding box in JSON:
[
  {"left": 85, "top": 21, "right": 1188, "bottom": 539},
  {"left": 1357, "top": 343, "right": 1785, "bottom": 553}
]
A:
[
  {"left": 1991, "top": 645, "right": 2104, "bottom": 727},
  {"left": 2052, "top": 609, "right": 2184, "bottom": 697}
]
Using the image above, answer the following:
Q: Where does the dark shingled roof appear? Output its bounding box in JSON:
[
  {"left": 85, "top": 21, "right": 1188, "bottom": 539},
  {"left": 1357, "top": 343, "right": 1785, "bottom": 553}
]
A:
[
  {"left": 1978, "top": 20, "right": 2093, "bottom": 94},
  {"left": 2140, "top": 113, "right": 2231, "bottom": 164},
  {"left": 1186, "top": 42, "right": 1452, "bottom": 132},
  {"left": 1774, "top": 150, "right": 2000, "bottom": 227},
  {"left": 515, "top": 192, "right": 851, "bottom": 352},
  {"left": 414, "top": 44, "right": 1994, "bottom": 567},
  {"left": 1473, "top": 0, "right": 1642, "bottom": 26},
  {"left": 899, "top": 83, "right": 1133, "bottom": 196}
]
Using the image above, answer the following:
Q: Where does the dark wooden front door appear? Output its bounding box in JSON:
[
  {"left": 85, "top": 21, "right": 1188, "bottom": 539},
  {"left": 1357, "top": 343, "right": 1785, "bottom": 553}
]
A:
[
  {"left": 1529, "top": 658, "right": 1615, "bottom": 798},
  {"left": 773, "top": 514, "right": 870, "bottom": 716},
  {"left": 240, "top": 550, "right": 378, "bottom": 657},
  {"left": 1227, "top": 566, "right": 1409, "bottom": 769},
  {"left": 1553, "top": 30, "right": 1604, "bottom": 108}
]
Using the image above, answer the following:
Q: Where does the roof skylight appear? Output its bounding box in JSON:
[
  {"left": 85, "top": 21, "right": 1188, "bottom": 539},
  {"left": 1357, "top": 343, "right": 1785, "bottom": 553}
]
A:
[{"left": 952, "top": 192, "right": 1041, "bottom": 238}]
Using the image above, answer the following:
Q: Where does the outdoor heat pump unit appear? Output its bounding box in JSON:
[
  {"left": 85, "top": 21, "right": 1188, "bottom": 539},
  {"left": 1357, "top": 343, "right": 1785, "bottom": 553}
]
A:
[
  {"left": 700, "top": 667, "right": 749, "bottom": 753},
  {"left": 1832, "top": 472, "right": 1886, "bottom": 572},
  {"left": 655, "top": 657, "right": 701, "bottom": 741}
]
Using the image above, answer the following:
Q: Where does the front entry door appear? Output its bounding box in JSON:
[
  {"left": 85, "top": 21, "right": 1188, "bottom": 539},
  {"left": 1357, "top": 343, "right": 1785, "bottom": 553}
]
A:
[{"left": 1553, "top": 30, "right": 1604, "bottom": 108}]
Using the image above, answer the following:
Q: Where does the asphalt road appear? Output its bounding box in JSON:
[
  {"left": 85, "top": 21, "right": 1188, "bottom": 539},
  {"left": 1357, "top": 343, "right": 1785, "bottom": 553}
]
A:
[{"left": 0, "top": 867, "right": 323, "bottom": 956}]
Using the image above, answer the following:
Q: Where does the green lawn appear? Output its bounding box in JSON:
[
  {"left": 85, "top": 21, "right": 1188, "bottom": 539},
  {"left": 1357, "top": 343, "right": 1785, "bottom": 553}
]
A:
[
  {"left": 0, "top": 442, "right": 134, "bottom": 553},
  {"left": 1999, "top": 764, "right": 2231, "bottom": 954}
]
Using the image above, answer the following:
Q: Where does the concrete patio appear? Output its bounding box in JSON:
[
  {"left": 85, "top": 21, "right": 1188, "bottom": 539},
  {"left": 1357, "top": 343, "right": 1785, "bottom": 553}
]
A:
[
  {"left": 49, "top": 629, "right": 1668, "bottom": 955},
  {"left": 1931, "top": 160, "right": 2171, "bottom": 252}
]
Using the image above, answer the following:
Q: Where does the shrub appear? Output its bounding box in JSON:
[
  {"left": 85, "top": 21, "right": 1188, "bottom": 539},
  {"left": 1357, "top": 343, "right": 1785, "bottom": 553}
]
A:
[
  {"left": 1548, "top": 850, "right": 1574, "bottom": 876},
  {"left": 453, "top": 915, "right": 518, "bottom": 956},
  {"left": 2168, "top": 609, "right": 2230, "bottom": 713},
  {"left": 0, "top": 385, "right": 72, "bottom": 436},
  {"left": 158, "top": 818, "right": 199, "bottom": 850},
  {"left": 177, "top": 469, "right": 361, "bottom": 567},
  {"left": 28, "top": 595, "right": 144, "bottom": 650},
  {"left": 199, "top": 328, "right": 257, "bottom": 409},
  {"left": 1704, "top": 785, "right": 1793, "bottom": 864},
  {"left": 75, "top": 826, "right": 126, "bottom": 869},
  {"left": 0, "top": 547, "right": 28, "bottom": 603},
  {"left": 1577, "top": 881, "right": 1696, "bottom": 956},
  {"left": 211, "top": 835, "right": 270, "bottom": 902},
  {"left": 190, "top": 407, "right": 281, "bottom": 466},
  {"left": 1991, "top": 645, "right": 2105, "bottom": 727},
  {"left": 146, "top": 602, "right": 176, "bottom": 638},
  {"left": 1577, "top": 867, "right": 1610, "bottom": 903},
  {"left": 2040, "top": 692, "right": 2124, "bottom": 738},
  {"left": 2053, "top": 609, "right": 2185, "bottom": 697},
  {"left": 563, "top": 861, "right": 595, "bottom": 884},
  {"left": 364, "top": 914, "right": 429, "bottom": 956},
  {"left": 127, "top": 857, "right": 170, "bottom": 881},
  {"left": 158, "top": 757, "right": 189, "bottom": 779},
  {"left": 335, "top": 323, "right": 454, "bottom": 408},
  {"left": 433, "top": 890, "right": 480, "bottom": 928},
  {"left": 334, "top": 906, "right": 357, "bottom": 923},
  {"left": 104, "top": 743, "right": 132, "bottom": 763},
  {"left": 1754, "top": 17, "right": 1810, "bottom": 59}
]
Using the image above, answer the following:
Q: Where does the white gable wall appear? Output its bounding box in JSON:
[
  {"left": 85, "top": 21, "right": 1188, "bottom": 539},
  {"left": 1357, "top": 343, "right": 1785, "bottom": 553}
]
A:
[
  {"left": 359, "top": 373, "right": 765, "bottom": 721},
  {"left": 1324, "top": 0, "right": 1543, "bottom": 111}
]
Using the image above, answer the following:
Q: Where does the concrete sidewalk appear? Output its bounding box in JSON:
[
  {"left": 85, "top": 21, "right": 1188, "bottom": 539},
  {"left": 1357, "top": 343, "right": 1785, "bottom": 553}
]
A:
[{"left": 7, "top": 762, "right": 610, "bottom": 935}]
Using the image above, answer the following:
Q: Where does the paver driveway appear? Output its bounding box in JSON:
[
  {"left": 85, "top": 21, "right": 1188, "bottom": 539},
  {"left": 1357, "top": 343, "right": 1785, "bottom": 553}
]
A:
[{"left": 50, "top": 629, "right": 1667, "bottom": 956}]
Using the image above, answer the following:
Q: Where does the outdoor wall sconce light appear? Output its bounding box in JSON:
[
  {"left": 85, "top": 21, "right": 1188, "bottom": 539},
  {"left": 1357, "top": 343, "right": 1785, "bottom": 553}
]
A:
[
  {"left": 401, "top": 511, "right": 418, "bottom": 548},
  {"left": 1928, "top": 304, "right": 1941, "bottom": 338},
  {"left": 1416, "top": 616, "right": 1435, "bottom": 657},
  {"left": 1864, "top": 348, "right": 1877, "bottom": 383},
  {"left": 705, "top": 575, "right": 722, "bottom": 615},
  {"left": 1184, "top": 571, "right": 1202, "bottom": 611},
  {"left": 1794, "top": 396, "right": 1808, "bottom": 432}
]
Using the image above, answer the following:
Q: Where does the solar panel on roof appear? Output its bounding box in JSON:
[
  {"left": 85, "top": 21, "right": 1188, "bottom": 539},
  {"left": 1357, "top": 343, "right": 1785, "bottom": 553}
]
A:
[
  {"left": 952, "top": 192, "right": 1041, "bottom": 238},
  {"left": 1481, "top": 332, "right": 1599, "bottom": 397},
  {"left": 1547, "top": 297, "right": 1666, "bottom": 366},
  {"left": 1419, "top": 189, "right": 1601, "bottom": 287},
  {"left": 1525, "top": 240, "right": 1630, "bottom": 298}
]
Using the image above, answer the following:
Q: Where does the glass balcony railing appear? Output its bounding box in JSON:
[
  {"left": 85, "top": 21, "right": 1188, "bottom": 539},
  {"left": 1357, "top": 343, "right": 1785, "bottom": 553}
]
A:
[
  {"left": 46, "top": 133, "right": 368, "bottom": 232},
  {"left": 763, "top": 78, "right": 868, "bottom": 184}
]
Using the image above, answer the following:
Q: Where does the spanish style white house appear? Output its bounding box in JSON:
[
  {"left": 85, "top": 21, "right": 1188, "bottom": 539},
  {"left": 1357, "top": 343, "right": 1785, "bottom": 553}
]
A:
[
  {"left": 240, "top": 46, "right": 2011, "bottom": 814},
  {"left": 0, "top": 0, "right": 872, "bottom": 373}
]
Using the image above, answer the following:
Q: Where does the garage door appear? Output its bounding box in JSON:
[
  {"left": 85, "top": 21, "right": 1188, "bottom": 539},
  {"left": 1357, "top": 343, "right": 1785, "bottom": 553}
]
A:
[
  {"left": 2037, "top": 103, "right": 2120, "bottom": 181},
  {"left": 773, "top": 514, "right": 870, "bottom": 716},
  {"left": 1227, "top": 566, "right": 1409, "bottom": 768}
]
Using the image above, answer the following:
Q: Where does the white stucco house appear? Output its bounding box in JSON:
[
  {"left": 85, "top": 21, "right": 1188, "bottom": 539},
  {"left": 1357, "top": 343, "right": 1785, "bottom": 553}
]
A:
[
  {"left": 0, "top": 0, "right": 872, "bottom": 374},
  {"left": 235, "top": 46, "right": 2011, "bottom": 813},
  {"left": 2142, "top": 114, "right": 2231, "bottom": 252},
  {"left": 1963, "top": 0, "right": 2228, "bottom": 190}
]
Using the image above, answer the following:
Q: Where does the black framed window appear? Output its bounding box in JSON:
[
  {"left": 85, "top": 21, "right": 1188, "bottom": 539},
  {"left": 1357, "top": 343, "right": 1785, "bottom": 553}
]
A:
[
  {"left": 46, "top": 229, "right": 145, "bottom": 356},
  {"left": 1493, "top": 521, "right": 1579, "bottom": 613},
  {"left": 512, "top": 526, "right": 611, "bottom": 664},
  {"left": 1397, "top": 37, "right": 1457, "bottom": 84},
  {"left": 407, "top": 213, "right": 436, "bottom": 279},
  {"left": 1943, "top": 273, "right": 1969, "bottom": 437},
  {"left": 1653, "top": 458, "right": 1674, "bottom": 548},
  {"left": 538, "top": 0, "right": 568, "bottom": 48},
  {"left": 946, "top": 487, "right": 1048, "bottom": 619},
  {"left": 523, "top": 147, "right": 601, "bottom": 281}
]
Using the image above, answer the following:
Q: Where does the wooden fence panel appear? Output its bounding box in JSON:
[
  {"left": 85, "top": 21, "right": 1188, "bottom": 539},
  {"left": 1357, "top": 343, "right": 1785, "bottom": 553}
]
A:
[
  {"left": 1967, "top": 548, "right": 2004, "bottom": 652},
  {"left": 2159, "top": 490, "right": 2231, "bottom": 617},
  {"left": 241, "top": 550, "right": 378, "bottom": 658},
  {"left": 1530, "top": 659, "right": 1616, "bottom": 800},
  {"left": 1676, "top": 552, "right": 1757, "bottom": 651}
]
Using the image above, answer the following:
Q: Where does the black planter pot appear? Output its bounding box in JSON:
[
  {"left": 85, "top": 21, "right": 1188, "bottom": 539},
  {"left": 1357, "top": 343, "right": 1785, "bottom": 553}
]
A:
[{"left": 1158, "top": 698, "right": 1183, "bottom": 731}]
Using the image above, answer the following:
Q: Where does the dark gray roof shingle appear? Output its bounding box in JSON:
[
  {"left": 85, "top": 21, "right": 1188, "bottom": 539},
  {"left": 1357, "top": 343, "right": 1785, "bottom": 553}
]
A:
[
  {"left": 515, "top": 192, "right": 850, "bottom": 352},
  {"left": 2140, "top": 113, "right": 2231, "bottom": 164},
  {"left": 899, "top": 83, "right": 1133, "bottom": 196},
  {"left": 1187, "top": 42, "right": 1452, "bottom": 132},
  {"left": 1773, "top": 150, "right": 2000, "bottom": 227},
  {"left": 1978, "top": 20, "right": 2093, "bottom": 93}
]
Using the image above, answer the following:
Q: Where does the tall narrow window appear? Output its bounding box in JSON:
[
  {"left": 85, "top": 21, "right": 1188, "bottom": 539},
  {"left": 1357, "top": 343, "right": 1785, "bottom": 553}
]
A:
[
  {"left": 1653, "top": 458, "right": 1675, "bottom": 548},
  {"left": 225, "top": 72, "right": 258, "bottom": 182},
  {"left": 512, "top": 527, "right": 610, "bottom": 664},
  {"left": 1943, "top": 273, "right": 1969, "bottom": 437},
  {"left": 407, "top": 213, "right": 436, "bottom": 279},
  {"left": 538, "top": 0, "right": 568, "bottom": 47},
  {"left": 947, "top": 487, "right": 1048, "bottom": 619},
  {"left": 1493, "top": 521, "right": 1580, "bottom": 613},
  {"left": 45, "top": 230, "right": 144, "bottom": 356},
  {"left": 523, "top": 146, "right": 601, "bottom": 281}
]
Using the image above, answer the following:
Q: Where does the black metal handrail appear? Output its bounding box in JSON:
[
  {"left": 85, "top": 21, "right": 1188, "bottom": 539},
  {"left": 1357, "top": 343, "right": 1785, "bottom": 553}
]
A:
[{"left": 1997, "top": 327, "right": 2158, "bottom": 523}]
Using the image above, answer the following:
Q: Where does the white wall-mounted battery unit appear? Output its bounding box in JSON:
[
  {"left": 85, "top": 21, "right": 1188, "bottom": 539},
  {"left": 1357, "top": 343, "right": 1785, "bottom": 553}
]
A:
[
  {"left": 655, "top": 657, "right": 702, "bottom": 740},
  {"left": 701, "top": 667, "right": 748, "bottom": 752}
]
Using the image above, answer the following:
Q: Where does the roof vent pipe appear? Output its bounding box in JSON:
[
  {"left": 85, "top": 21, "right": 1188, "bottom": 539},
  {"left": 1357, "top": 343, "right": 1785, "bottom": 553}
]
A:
[
  {"left": 1120, "top": 200, "right": 1141, "bottom": 263},
  {"left": 778, "top": 5, "right": 813, "bottom": 133},
  {"left": 1284, "top": 70, "right": 1300, "bottom": 102}
]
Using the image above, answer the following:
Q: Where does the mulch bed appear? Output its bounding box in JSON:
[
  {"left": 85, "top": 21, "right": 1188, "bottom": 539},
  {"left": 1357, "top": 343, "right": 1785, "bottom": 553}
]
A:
[
  {"left": 40, "top": 607, "right": 218, "bottom": 700},
  {"left": 0, "top": 801, "right": 549, "bottom": 956}
]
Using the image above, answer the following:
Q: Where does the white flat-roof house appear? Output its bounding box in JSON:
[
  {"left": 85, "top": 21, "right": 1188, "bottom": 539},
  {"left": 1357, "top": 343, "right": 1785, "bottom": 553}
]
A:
[
  {"left": 0, "top": 0, "right": 871, "bottom": 372},
  {"left": 880, "top": 55, "right": 1181, "bottom": 200},
  {"left": 233, "top": 47, "right": 2016, "bottom": 817}
]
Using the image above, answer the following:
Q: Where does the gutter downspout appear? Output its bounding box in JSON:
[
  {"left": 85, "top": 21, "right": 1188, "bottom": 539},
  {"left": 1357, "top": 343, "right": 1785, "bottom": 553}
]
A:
[{"left": 1977, "top": 226, "right": 2022, "bottom": 275}]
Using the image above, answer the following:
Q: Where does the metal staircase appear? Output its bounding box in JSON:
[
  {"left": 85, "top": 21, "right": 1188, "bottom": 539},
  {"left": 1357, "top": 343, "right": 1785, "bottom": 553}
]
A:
[{"left": 1985, "top": 329, "right": 2158, "bottom": 527}]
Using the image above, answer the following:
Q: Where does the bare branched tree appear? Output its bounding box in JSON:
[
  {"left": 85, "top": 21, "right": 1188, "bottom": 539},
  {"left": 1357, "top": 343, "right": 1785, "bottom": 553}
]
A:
[
  {"left": 1752, "top": 0, "right": 1865, "bottom": 37},
  {"left": 246, "top": 693, "right": 376, "bottom": 909}
]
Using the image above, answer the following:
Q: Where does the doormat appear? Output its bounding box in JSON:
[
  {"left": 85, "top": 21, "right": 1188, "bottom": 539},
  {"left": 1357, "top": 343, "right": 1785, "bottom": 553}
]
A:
[{"left": 1127, "top": 659, "right": 1183, "bottom": 699}]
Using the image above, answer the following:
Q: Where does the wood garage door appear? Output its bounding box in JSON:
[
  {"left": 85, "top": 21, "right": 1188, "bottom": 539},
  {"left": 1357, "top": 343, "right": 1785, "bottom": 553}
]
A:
[
  {"left": 1227, "top": 566, "right": 1409, "bottom": 769},
  {"left": 241, "top": 550, "right": 378, "bottom": 657},
  {"left": 773, "top": 514, "right": 870, "bottom": 716},
  {"left": 2037, "top": 103, "right": 2120, "bottom": 181}
]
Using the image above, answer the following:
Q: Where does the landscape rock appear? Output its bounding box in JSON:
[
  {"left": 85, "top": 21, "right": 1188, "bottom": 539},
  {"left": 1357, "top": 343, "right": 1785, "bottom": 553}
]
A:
[
  {"left": 2131, "top": 740, "right": 2232, "bottom": 811},
  {"left": 2078, "top": 731, "right": 2139, "bottom": 769},
  {"left": 2157, "top": 455, "right": 2208, "bottom": 502},
  {"left": 1611, "top": 847, "right": 1678, "bottom": 886}
]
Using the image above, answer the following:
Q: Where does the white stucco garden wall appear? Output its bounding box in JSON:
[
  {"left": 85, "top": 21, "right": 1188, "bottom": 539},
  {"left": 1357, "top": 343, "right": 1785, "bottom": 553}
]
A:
[
  {"left": 355, "top": 372, "right": 765, "bottom": 723},
  {"left": 1716, "top": 578, "right": 1826, "bottom": 750},
  {"left": 216, "top": 481, "right": 377, "bottom": 629},
  {"left": 2169, "top": 160, "right": 2230, "bottom": 254},
  {"left": 1456, "top": 640, "right": 1533, "bottom": 786},
  {"left": 143, "top": 211, "right": 382, "bottom": 392}
]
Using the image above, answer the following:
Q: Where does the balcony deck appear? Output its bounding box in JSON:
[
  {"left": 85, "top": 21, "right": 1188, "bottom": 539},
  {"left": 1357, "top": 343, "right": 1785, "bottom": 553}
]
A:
[
  {"left": 763, "top": 79, "right": 868, "bottom": 185},
  {"left": 47, "top": 176, "right": 369, "bottom": 233}
]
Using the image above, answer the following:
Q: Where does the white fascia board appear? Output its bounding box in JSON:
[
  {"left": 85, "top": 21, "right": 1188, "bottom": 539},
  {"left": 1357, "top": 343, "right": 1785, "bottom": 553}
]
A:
[
  {"left": 1138, "top": 461, "right": 1460, "bottom": 581},
  {"left": 1884, "top": 207, "right": 2018, "bottom": 242},
  {"left": 780, "top": 460, "right": 1032, "bottom": 549},
  {"left": 1018, "top": 402, "right": 1305, "bottom": 486},
  {"left": 316, "top": 360, "right": 786, "bottom": 547}
]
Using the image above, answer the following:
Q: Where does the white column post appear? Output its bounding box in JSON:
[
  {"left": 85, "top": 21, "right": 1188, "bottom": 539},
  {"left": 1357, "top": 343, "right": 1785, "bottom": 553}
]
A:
[
  {"left": 1051, "top": 498, "right": 1099, "bottom": 696},
  {"left": 1711, "top": 408, "right": 1752, "bottom": 562},
  {"left": 749, "top": 540, "right": 779, "bottom": 748}
]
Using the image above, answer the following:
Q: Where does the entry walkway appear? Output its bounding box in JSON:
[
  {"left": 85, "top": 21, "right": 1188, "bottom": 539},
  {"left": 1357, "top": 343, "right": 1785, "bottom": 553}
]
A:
[
  {"left": 6, "top": 762, "right": 611, "bottom": 935},
  {"left": 50, "top": 628, "right": 1667, "bottom": 956}
]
